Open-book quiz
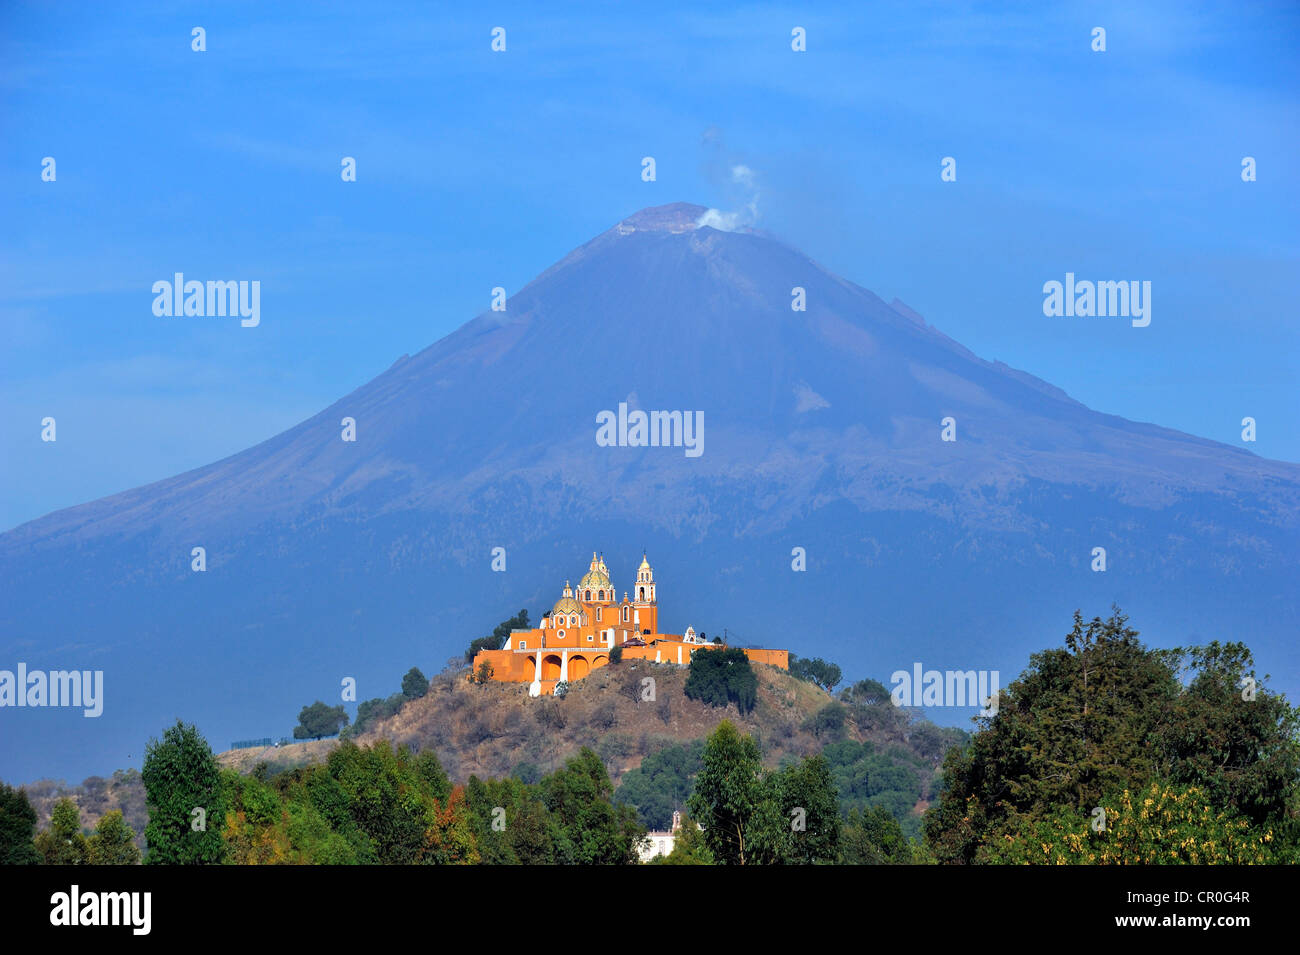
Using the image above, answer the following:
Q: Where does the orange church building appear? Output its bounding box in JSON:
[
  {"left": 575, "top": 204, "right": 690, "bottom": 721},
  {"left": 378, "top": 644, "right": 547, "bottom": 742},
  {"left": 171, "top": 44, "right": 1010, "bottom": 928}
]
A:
[{"left": 471, "top": 552, "right": 788, "bottom": 696}]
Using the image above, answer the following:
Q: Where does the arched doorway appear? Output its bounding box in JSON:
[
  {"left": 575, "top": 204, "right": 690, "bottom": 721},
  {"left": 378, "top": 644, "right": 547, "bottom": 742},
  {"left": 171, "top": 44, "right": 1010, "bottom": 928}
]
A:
[
  {"left": 592, "top": 655, "right": 608, "bottom": 672},
  {"left": 568, "top": 655, "right": 590, "bottom": 680},
  {"left": 542, "top": 655, "right": 563, "bottom": 680}
]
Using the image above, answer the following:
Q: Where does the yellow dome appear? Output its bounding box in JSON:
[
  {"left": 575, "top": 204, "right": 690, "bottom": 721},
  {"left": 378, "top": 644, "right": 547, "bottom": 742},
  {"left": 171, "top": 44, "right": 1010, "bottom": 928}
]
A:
[
  {"left": 579, "top": 552, "right": 613, "bottom": 593},
  {"left": 638, "top": 553, "right": 652, "bottom": 572},
  {"left": 552, "top": 596, "right": 582, "bottom": 616},
  {"left": 552, "top": 580, "right": 582, "bottom": 617}
]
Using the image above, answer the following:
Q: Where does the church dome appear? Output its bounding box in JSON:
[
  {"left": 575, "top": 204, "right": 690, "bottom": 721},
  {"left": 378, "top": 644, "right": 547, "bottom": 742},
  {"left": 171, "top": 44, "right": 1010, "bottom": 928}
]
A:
[
  {"left": 579, "top": 552, "right": 613, "bottom": 593},
  {"left": 552, "top": 580, "right": 582, "bottom": 617},
  {"left": 552, "top": 595, "right": 581, "bottom": 616},
  {"left": 579, "top": 570, "right": 612, "bottom": 590}
]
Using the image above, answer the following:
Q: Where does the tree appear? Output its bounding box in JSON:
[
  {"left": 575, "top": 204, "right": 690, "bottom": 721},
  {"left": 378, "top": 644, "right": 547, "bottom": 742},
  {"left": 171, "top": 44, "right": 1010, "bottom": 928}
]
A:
[
  {"left": 651, "top": 813, "right": 714, "bottom": 865},
  {"left": 840, "top": 805, "right": 913, "bottom": 864},
  {"left": 620, "top": 666, "right": 646, "bottom": 704},
  {"left": 325, "top": 740, "right": 441, "bottom": 864},
  {"left": 541, "top": 748, "right": 643, "bottom": 865},
  {"left": 615, "top": 741, "right": 704, "bottom": 829},
  {"left": 789, "top": 655, "right": 843, "bottom": 693},
  {"left": 35, "top": 797, "right": 89, "bottom": 864},
  {"left": 807, "top": 701, "right": 848, "bottom": 740},
  {"left": 142, "top": 720, "right": 227, "bottom": 864},
  {"left": 465, "top": 609, "right": 530, "bottom": 662},
  {"left": 472, "top": 660, "right": 494, "bottom": 685},
  {"left": 842, "top": 677, "right": 892, "bottom": 707},
  {"left": 608, "top": 645, "right": 623, "bottom": 665},
  {"left": 684, "top": 648, "right": 758, "bottom": 714},
  {"left": 1153, "top": 640, "right": 1300, "bottom": 828},
  {"left": 465, "top": 775, "right": 555, "bottom": 865},
  {"left": 981, "top": 782, "right": 1282, "bottom": 865},
  {"left": 749, "top": 754, "right": 841, "bottom": 865},
  {"left": 0, "top": 783, "right": 41, "bottom": 865},
  {"left": 345, "top": 692, "right": 406, "bottom": 738},
  {"left": 401, "top": 667, "right": 430, "bottom": 700},
  {"left": 687, "top": 721, "right": 764, "bottom": 864},
  {"left": 294, "top": 700, "right": 349, "bottom": 740},
  {"left": 86, "top": 809, "right": 141, "bottom": 865},
  {"left": 925, "top": 608, "right": 1300, "bottom": 864},
  {"left": 422, "top": 786, "right": 480, "bottom": 865}
]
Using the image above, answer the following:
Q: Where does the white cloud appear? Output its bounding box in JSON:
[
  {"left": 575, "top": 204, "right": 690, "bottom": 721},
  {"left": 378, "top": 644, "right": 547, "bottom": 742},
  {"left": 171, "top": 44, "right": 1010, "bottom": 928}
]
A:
[{"left": 697, "top": 164, "right": 761, "bottom": 232}]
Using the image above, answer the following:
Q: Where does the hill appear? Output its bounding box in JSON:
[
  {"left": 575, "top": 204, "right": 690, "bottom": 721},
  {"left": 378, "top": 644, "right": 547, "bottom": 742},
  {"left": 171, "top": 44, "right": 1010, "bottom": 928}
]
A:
[
  {"left": 219, "top": 661, "right": 957, "bottom": 792},
  {"left": 23, "top": 660, "right": 960, "bottom": 846}
]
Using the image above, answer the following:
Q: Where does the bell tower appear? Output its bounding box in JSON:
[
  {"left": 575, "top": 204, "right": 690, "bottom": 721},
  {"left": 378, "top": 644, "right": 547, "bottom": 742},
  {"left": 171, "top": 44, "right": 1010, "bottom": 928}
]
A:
[{"left": 632, "top": 552, "right": 658, "bottom": 634}]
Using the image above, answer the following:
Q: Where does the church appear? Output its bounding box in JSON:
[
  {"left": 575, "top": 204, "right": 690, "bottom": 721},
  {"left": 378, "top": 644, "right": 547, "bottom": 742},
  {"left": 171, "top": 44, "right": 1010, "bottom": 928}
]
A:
[{"left": 471, "top": 552, "right": 788, "bottom": 696}]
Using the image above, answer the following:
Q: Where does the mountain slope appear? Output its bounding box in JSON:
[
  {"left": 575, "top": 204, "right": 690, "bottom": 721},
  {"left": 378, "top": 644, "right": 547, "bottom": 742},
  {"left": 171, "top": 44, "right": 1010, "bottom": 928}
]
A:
[{"left": 3, "top": 202, "right": 1297, "bottom": 783}]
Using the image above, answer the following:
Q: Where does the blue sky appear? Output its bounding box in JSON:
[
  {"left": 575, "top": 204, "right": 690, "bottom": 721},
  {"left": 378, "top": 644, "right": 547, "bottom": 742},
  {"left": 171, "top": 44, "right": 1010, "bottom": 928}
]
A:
[{"left": 3, "top": 1, "right": 1298, "bottom": 531}]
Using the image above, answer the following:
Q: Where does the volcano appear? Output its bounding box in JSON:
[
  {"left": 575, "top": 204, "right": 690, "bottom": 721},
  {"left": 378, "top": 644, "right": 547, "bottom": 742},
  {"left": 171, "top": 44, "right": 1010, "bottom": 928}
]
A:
[{"left": 3, "top": 202, "right": 1298, "bottom": 782}]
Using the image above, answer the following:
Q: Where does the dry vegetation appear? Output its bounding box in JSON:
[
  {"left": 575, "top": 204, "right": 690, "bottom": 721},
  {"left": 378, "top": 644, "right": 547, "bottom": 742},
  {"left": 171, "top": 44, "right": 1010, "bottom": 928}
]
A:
[
  {"left": 22, "top": 770, "right": 148, "bottom": 849},
  {"left": 22, "top": 659, "right": 950, "bottom": 848},
  {"left": 216, "top": 660, "right": 937, "bottom": 788}
]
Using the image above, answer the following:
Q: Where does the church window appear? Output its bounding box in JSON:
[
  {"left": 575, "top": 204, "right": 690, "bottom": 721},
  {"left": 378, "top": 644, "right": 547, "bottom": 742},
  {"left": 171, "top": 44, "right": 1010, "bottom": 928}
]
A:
[
  {"left": 557, "top": 629, "right": 566, "bottom": 639},
  {"left": 585, "top": 590, "right": 591, "bottom": 601},
  {"left": 518, "top": 640, "right": 525, "bottom": 650}
]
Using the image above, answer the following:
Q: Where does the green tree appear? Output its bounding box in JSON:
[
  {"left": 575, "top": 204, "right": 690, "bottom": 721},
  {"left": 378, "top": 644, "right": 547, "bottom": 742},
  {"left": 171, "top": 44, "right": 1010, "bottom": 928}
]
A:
[
  {"left": 651, "top": 813, "right": 714, "bottom": 865},
  {"left": 684, "top": 648, "right": 758, "bottom": 714},
  {"left": 87, "top": 810, "right": 140, "bottom": 867},
  {"left": 981, "top": 782, "right": 1282, "bottom": 865},
  {"left": 751, "top": 754, "right": 841, "bottom": 864},
  {"left": 401, "top": 667, "right": 430, "bottom": 700},
  {"left": 325, "top": 740, "right": 432, "bottom": 864},
  {"left": 840, "top": 805, "right": 914, "bottom": 864},
  {"left": 1153, "top": 641, "right": 1300, "bottom": 827},
  {"left": 345, "top": 692, "right": 406, "bottom": 738},
  {"left": 465, "top": 775, "right": 557, "bottom": 865},
  {"left": 925, "top": 608, "right": 1300, "bottom": 864},
  {"left": 35, "top": 797, "right": 88, "bottom": 864},
  {"left": 807, "top": 701, "right": 848, "bottom": 740},
  {"left": 842, "top": 678, "right": 892, "bottom": 707},
  {"left": 615, "top": 740, "right": 704, "bottom": 829},
  {"left": 687, "top": 722, "right": 841, "bottom": 865},
  {"left": 608, "top": 645, "right": 624, "bottom": 665},
  {"left": 465, "top": 609, "right": 530, "bottom": 662},
  {"left": 142, "top": 720, "right": 227, "bottom": 864},
  {"left": 294, "top": 700, "right": 349, "bottom": 740},
  {"left": 541, "top": 748, "right": 643, "bottom": 865},
  {"left": 789, "top": 655, "right": 843, "bottom": 692},
  {"left": 0, "top": 783, "right": 41, "bottom": 865},
  {"left": 687, "top": 720, "right": 764, "bottom": 864}
]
